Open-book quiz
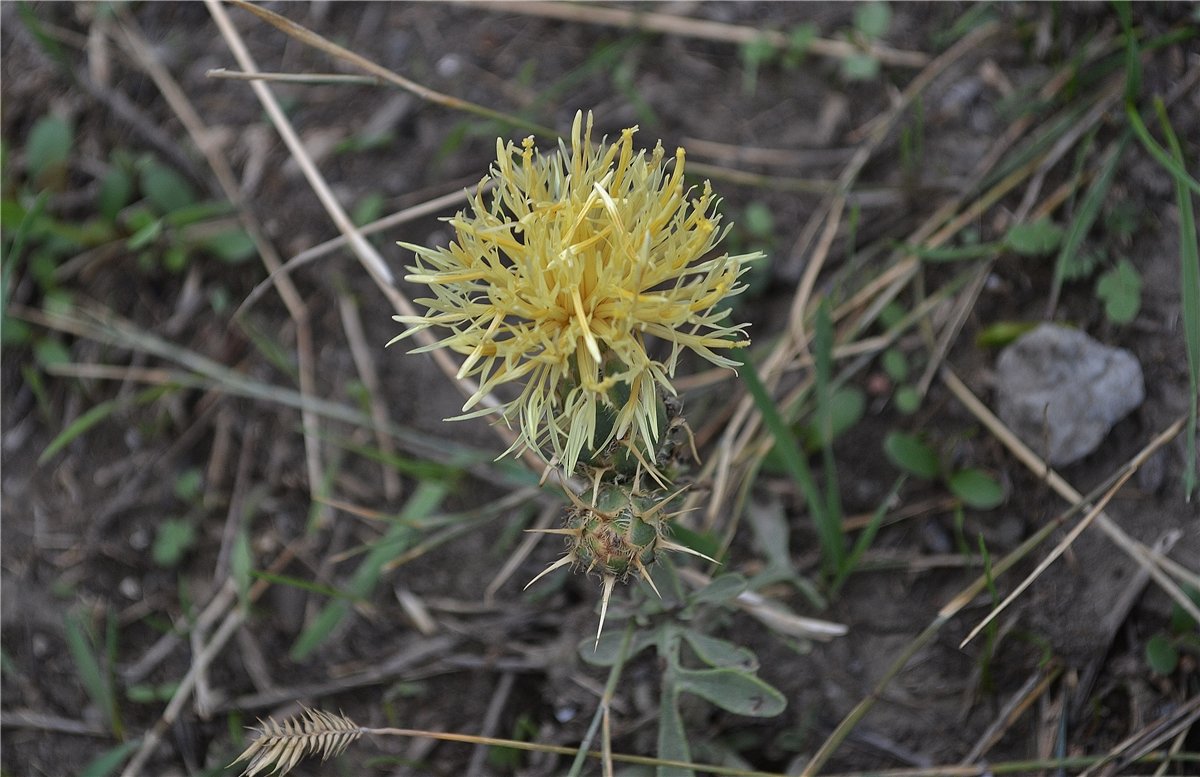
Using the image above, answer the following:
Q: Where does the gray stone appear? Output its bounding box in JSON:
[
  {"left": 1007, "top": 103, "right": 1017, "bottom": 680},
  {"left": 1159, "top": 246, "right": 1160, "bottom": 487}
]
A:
[{"left": 994, "top": 324, "right": 1144, "bottom": 466}]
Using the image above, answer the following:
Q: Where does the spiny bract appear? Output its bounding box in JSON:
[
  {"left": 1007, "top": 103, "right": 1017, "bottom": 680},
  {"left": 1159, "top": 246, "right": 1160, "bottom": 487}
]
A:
[{"left": 523, "top": 481, "right": 715, "bottom": 645}]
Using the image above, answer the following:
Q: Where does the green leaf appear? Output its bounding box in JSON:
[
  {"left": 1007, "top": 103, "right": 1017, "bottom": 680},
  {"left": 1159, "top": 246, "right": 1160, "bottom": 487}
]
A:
[
  {"left": 740, "top": 34, "right": 776, "bottom": 67},
  {"left": 799, "top": 386, "right": 865, "bottom": 450},
  {"left": 163, "top": 199, "right": 235, "bottom": 227},
  {"left": 1113, "top": 1, "right": 1140, "bottom": 102},
  {"left": 881, "top": 348, "right": 909, "bottom": 382},
  {"left": 97, "top": 167, "right": 133, "bottom": 223},
  {"left": 138, "top": 158, "right": 196, "bottom": 215},
  {"left": 126, "top": 682, "right": 178, "bottom": 703},
  {"left": 883, "top": 431, "right": 940, "bottom": 478},
  {"left": 1145, "top": 633, "right": 1178, "bottom": 674},
  {"left": 742, "top": 201, "right": 774, "bottom": 239},
  {"left": 64, "top": 611, "right": 118, "bottom": 735},
  {"left": 290, "top": 480, "right": 447, "bottom": 661},
  {"left": 665, "top": 522, "right": 722, "bottom": 566},
  {"left": 1051, "top": 135, "right": 1128, "bottom": 302},
  {"left": 1095, "top": 258, "right": 1142, "bottom": 324},
  {"left": 33, "top": 338, "right": 71, "bottom": 368},
  {"left": 352, "top": 192, "right": 385, "bottom": 227},
  {"left": 163, "top": 244, "right": 189, "bottom": 273},
  {"left": 582, "top": 627, "right": 656, "bottom": 667},
  {"left": 250, "top": 570, "right": 357, "bottom": 600},
  {"left": 2, "top": 316, "right": 31, "bottom": 345},
  {"left": 199, "top": 228, "right": 256, "bottom": 264},
  {"left": 975, "top": 321, "right": 1038, "bottom": 348},
  {"left": 125, "top": 218, "right": 163, "bottom": 250},
  {"left": 38, "top": 398, "right": 120, "bottom": 464},
  {"left": 232, "top": 527, "right": 253, "bottom": 609},
  {"left": 26, "top": 115, "right": 73, "bottom": 184},
  {"left": 1168, "top": 587, "right": 1200, "bottom": 634},
  {"left": 742, "top": 360, "right": 843, "bottom": 573},
  {"left": 1125, "top": 101, "right": 1200, "bottom": 198},
  {"left": 740, "top": 34, "right": 776, "bottom": 96},
  {"left": 841, "top": 53, "right": 880, "bottom": 82},
  {"left": 657, "top": 678, "right": 694, "bottom": 777},
  {"left": 79, "top": 740, "right": 140, "bottom": 777},
  {"left": 152, "top": 518, "right": 196, "bottom": 567},
  {"left": 878, "top": 301, "right": 906, "bottom": 329},
  {"left": 947, "top": 468, "right": 1005, "bottom": 510},
  {"left": 854, "top": 2, "right": 892, "bottom": 38},
  {"left": 679, "top": 629, "right": 757, "bottom": 670},
  {"left": 173, "top": 467, "right": 203, "bottom": 501},
  {"left": 1005, "top": 219, "right": 1064, "bottom": 256},
  {"left": 672, "top": 666, "right": 787, "bottom": 717},
  {"left": 1155, "top": 97, "right": 1199, "bottom": 499},
  {"left": 783, "top": 23, "right": 818, "bottom": 68},
  {"left": 907, "top": 240, "right": 1002, "bottom": 263},
  {"left": 688, "top": 573, "right": 747, "bottom": 606}
]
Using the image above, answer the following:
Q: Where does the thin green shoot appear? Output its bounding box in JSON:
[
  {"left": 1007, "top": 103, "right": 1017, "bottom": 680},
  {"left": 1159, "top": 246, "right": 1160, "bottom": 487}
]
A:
[
  {"left": 289, "top": 480, "right": 447, "bottom": 661},
  {"left": 742, "top": 359, "right": 845, "bottom": 578},
  {"left": 813, "top": 301, "right": 845, "bottom": 553},
  {"left": 831, "top": 475, "right": 905, "bottom": 596},
  {"left": 38, "top": 386, "right": 168, "bottom": 464},
  {"left": 1048, "top": 133, "right": 1129, "bottom": 316},
  {"left": 79, "top": 740, "right": 141, "bottom": 777},
  {"left": 976, "top": 533, "right": 1001, "bottom": 693},
  {"left": 250, "top": 571, "right": 360, "bottom": 601},
  {"left": 1154, "top": 97, "right": 1199, "bottom": 500},
  {"left": 1125, "top": 102, "right": 1200, "bottom": 197},
  {"left": 566, "top": 624, "right": 635, "bottom": 777},
  {"left": 64, "top": 610, "right": 122, "bottom": 738},
  {"left": 1112, "top": 0, "right": 1140, "bottom": 102}
]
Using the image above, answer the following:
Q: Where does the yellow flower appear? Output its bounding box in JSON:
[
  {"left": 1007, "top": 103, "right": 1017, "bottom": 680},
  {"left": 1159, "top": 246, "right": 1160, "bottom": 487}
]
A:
[{"left": 390, "top": 111, "right": 757, "bottom": 473}]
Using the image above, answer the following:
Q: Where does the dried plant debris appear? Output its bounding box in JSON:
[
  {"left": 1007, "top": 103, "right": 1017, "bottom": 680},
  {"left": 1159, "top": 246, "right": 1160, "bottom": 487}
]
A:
[{"left": 231, "top": 708, "right": 363, "bottom": 777}]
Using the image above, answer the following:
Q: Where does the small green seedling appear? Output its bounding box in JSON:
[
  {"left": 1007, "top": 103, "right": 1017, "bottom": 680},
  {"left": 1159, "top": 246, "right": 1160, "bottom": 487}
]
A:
[
  {"left": 883, "top": 431, "right": 1005, "bottom": 510},
  {"left": 1145, "top": 587, "right": 1200, "bottom": 675},
  {"left": 843, "top": 2, "right": 892, "bottom": 81},
  {"left": 1095, "top": 257, "right": 1143, "bottom": 324}
]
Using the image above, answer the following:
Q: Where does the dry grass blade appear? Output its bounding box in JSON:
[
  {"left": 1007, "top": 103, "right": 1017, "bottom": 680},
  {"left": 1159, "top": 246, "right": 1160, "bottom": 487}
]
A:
[
  {"left": 225, "top": 0, "right": 554, "bottom": 137},
  {"left": 479, "top": 1, "right": 930, "bottom": 68},
  {"left": 232, "top": 707, "right": 364, "bottom": 777}
]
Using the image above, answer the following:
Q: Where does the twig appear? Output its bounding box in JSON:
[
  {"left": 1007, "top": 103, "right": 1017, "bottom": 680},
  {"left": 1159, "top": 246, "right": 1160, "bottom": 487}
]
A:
[
  {"left": 206, "top": 67, "right": 384, "bottom": 86},
  {"left": 466, "top": 672, "right": 515, "bottom": 777},
  {"left": 961, "top": 665, "right": 1062, "bottom": 765},
  {"left": 472, "top": 1, "right": 930, "bottom": 69},
  {"left": 940, "top": 368, "right": 1200, "bottom": 637},
  {"left": 206, "top": 0, "right": 555, "bottom": 481},
  {"left": 224, "top": 0, "right": 555, "bottom": 138},
  {"left": 232, "top": 183, "right": 484, "bottom": 320},
  {"left": 114, "top": 9, "right": 328, "bottom": 521},
  {"left": 336, "top": 289, "right": 402, "bottom": 501}
]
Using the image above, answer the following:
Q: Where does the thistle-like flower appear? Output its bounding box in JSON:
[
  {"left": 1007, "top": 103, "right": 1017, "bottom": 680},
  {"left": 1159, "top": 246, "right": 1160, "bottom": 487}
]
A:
[{"left": 391, "top": 111, "right": 757, "bottom": 474}]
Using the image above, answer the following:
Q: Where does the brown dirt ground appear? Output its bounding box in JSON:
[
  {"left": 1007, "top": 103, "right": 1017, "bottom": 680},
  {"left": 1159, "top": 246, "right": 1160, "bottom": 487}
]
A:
[{"left": 2, "top": 3, "right": 1198, "bottom": 776}]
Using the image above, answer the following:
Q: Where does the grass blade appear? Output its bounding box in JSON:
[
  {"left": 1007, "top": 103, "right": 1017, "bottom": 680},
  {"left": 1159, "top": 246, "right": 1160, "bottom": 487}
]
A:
[
  {"left": 1154, "top": 97, "right": 1199, "bottom": 499},
  {"left": 1048, "top": 134, "right": 1130, "bottom": 315},
  {"left": 1126, "top": 101, "right": 1200, "bottom": 198},
  {"left": 79, "top": 740, "right": 141, "bottom": 777},
  {"left": 289, "top": 480, "right": 448, "bottom": 660},
  {"left": 812, "top": 301, "right": 846, "bottom": 573},
  {"left": 38, "top": 398, "right": 121, "bottom": 465},
  {"left": 64, "top": 611, "right": 121, "bottom": 738},
  {"left": 741, "top": 359, "right": 842, "bottom": 576},
  {"left": 832, "top": 476, "right": 906, "bottom": 595}
]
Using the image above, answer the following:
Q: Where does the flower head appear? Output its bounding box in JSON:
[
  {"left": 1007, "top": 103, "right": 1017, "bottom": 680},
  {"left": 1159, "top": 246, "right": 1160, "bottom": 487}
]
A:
[{"left": 391, "top": 111, "right": 757, "bottom": 473}]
